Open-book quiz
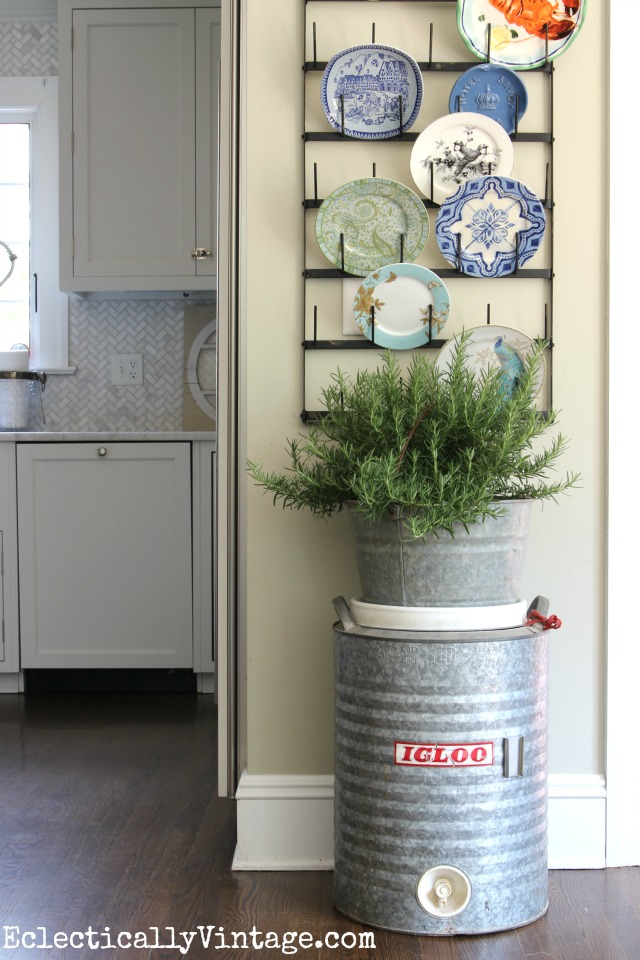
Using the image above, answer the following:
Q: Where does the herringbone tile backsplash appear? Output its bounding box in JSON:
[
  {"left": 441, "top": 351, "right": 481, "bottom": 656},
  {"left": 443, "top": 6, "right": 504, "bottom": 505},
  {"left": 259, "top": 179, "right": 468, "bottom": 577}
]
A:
[
  {"left": 2, "top": 18, "right": 212, "bottom": 434},
  {"left": 41, "top": 300, "right": 192, "bottom": 433},
  {"left": 0, "top": 21, "right": 57, "bottom": 76}
]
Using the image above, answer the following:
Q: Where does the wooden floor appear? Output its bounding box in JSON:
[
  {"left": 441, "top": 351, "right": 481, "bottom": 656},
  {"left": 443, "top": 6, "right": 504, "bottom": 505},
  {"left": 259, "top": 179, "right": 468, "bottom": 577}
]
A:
[{"left": 1, "top": 691, "right": 639, "bottom": 960}]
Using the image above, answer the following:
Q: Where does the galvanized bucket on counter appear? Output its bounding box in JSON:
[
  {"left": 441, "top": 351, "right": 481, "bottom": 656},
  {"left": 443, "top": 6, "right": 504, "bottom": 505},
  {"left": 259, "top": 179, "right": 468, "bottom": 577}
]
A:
[{"left": 332, "top": 595, "right": 550, "bottom": 936}]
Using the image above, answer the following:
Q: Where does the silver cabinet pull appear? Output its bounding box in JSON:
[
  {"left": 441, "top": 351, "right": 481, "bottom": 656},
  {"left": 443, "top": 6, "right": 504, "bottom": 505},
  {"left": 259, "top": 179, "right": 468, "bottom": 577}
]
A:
[
  {"left": 97, "top": 447, "right": 107, "bottom": 457},
  {"left": 191, "top": 248, "right": 212, "bottom": 260}
]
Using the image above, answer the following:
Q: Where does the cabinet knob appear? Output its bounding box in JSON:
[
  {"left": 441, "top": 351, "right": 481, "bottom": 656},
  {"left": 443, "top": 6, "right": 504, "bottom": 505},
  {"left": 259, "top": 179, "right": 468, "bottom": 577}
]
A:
[
  {"left": 97, "top": 447, "right": 107, "bottom": 457},
  {"left": 191, "top": 247, "right": 212, "bottom": 260}
]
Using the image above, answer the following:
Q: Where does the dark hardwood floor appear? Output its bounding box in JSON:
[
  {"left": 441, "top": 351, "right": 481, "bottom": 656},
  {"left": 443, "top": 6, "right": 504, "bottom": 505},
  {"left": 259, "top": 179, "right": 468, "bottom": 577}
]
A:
[{"left": 1, "top": 690, "right": 638, "bottom": 959}]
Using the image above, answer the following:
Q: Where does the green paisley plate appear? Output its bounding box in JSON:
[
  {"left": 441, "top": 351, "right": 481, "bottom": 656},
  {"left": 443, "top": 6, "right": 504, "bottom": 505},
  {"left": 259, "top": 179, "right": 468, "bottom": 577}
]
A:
[{"left": 315, "top": 177, "right": 430, "bottom": 277}]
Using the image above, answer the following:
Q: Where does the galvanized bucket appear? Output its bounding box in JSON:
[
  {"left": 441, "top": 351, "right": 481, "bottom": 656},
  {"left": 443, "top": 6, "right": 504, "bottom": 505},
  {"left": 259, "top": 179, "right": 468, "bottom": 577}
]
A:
[
  {"left": 332, "top": 595, "right": 549, "bottom": 936},
  {"left": 348, "top": 499, "right": 532, "bottom": 607}
]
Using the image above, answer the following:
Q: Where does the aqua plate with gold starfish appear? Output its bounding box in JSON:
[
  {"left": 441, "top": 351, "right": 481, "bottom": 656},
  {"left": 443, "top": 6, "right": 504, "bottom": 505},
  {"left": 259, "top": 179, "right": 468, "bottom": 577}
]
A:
[
  {"left": 353, "top": 262, "right": 450, "bottom": 350},
  {"left": 316, "top": 178, "right": 430, "bottom": 277}
]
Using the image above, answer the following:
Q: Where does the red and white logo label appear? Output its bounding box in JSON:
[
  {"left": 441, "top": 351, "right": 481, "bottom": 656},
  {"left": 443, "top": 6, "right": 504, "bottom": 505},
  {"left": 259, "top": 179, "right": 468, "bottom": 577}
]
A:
[{"left": 394, "top": 740, "right": 494, "bottom": 767}]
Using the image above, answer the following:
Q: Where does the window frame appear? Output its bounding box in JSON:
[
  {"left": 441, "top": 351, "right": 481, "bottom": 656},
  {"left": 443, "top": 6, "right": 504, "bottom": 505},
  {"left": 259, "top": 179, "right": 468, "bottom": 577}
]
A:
[{"left": 0, "top": 78, "right": 72, "bottom": 373}]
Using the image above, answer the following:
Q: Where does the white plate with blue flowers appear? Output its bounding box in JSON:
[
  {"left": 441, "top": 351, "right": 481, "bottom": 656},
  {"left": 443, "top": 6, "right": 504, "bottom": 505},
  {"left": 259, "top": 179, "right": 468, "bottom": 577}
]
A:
[{"left": 435, "top": 174, "right": 546, "bottom": 278}]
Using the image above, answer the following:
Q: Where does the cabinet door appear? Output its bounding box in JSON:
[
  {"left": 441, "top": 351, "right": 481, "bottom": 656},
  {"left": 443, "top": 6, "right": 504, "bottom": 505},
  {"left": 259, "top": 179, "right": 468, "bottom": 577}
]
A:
[
  {"left": 71, "top": 8, "right": 197, "bottom": 283},
  {"left": 17, "top": 443, "right": 193, "bottom": 669},
  {"left": 195, "top": 7, "right": 221, "bottom": 280}
]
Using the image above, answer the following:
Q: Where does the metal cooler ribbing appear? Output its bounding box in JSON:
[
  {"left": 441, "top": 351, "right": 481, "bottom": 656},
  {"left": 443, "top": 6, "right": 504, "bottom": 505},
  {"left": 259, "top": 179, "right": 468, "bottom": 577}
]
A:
[{"left": 333, "top": 598, "right": 550, "bottom": 936}]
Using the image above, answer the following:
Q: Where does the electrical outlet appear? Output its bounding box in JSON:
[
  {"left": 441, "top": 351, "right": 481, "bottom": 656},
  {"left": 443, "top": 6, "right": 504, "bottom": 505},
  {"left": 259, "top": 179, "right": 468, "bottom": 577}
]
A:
[{"left": 111, "top": 354, "right": 143, "bottom": 385}]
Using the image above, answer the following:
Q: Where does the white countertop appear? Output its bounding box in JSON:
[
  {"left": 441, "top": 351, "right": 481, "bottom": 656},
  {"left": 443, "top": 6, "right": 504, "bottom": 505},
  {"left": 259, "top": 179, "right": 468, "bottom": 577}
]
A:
[{"left": 0, "top": 431, "right": 215, "bottom": 443}]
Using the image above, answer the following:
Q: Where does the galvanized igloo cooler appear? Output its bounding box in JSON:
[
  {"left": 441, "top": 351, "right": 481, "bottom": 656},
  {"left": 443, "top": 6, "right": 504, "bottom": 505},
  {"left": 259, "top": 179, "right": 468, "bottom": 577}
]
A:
[{"left": 332, "top": 596, "right": 553, "bottom": 936}]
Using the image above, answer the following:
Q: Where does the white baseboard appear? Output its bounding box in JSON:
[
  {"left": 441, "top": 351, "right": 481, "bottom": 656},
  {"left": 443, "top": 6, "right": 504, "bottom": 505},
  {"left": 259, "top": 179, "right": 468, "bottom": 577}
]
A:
[
  {"left": 0, "top": 673, "right": 22, "bottom": 693},
  {"left": 234, "top": 772, "right": 334, "bottom": 871},
  {"left": 233, "top": 771, "right": 607, "bottom": 871},
  {"left": 548, "top": 774, "right": 606, "bottom": 868}
]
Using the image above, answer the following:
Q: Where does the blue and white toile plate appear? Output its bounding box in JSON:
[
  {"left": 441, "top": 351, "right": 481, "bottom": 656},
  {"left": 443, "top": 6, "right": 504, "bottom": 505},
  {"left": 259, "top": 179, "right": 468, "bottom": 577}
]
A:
[{"left": 320, "top": 43, "right": 423, "bottom": 140}]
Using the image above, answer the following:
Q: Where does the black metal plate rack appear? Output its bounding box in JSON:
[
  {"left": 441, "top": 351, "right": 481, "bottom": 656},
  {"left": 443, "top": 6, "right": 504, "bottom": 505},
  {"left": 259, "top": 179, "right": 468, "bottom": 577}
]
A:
[{"left": 302, "top": 0, "right": 555, "bottom": 420}]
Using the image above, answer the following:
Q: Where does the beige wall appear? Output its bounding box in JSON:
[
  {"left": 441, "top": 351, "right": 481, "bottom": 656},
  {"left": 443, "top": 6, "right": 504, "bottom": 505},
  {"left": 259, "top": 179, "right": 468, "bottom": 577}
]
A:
[{"left": 242, "top": 1, "right": 606, "bottom": 777}]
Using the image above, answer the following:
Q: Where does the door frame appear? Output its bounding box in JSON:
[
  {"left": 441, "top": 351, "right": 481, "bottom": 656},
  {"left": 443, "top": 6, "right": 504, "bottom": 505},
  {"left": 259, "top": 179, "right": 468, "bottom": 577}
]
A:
[{"left": 606, "top": 0, "right": 640, "bottom": 866}]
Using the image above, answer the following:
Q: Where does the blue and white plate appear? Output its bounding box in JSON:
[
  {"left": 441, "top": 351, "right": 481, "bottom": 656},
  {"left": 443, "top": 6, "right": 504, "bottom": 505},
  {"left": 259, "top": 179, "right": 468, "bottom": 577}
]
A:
[
  {"left": 321, "top": 43, "right": 423, "bottom": 140},
  {"left": 353, "top": 263, "right": 450, "bottom": 350},
  {"left": 449, "top": 63, "right": 527, "bottom": 134},
  {"left": 435, "top": 175, "right": 546, "bottom": 278},
  {"left": 410, "top": 112, "right": 513, "bottom": 203},
  {"left": 457, "top": 0, "right": 587, "bottom": 71}
]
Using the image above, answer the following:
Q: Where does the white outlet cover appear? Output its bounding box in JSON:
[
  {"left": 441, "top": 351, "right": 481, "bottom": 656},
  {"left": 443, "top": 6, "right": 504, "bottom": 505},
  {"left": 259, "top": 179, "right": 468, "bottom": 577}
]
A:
[{"left": 111, "top": 354, "right": 143, "bottom": 385}]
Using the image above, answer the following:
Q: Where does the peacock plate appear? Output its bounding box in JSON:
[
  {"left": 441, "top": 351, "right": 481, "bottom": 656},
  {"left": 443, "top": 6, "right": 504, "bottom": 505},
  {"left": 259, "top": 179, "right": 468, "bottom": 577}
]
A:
[
  {"left": 435, "top": 174, "right": 546, "bottom": 278},
  {"left": 436, "top": 324, "right": 546, "bottom": 398},
  {"left": 315, "top": 178, "right": 430, "bottom": 277},
  {"left": 353, "top": 263, "right": 450, "bottom": 350}
]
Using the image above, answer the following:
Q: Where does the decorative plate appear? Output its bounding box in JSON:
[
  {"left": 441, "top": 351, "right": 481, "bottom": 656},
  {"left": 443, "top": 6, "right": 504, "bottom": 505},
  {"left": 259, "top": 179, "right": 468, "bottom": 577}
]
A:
[
  {"left": 409, "top": 112, "right": 513, "bottom": 203},
  {"left": 434, "top": 175, "right": 546, "bottom": 278},
  {"left": 315, "top": 178, "right": 430, "bottom": 277},
  {"left": 448, "top": 63, "right": 528, "bottom": 134},
  {"left": 320, "top": 43, "right": 423, "bottom": 140},
  {"left": 436, "top": 324, "right": 545, "bottom": 398},
  {"left": 353, "top": 263, "right": 450, "bottom": 349},
  {"left": 457, "top": 0, "right": 587, "bottom": 71}
]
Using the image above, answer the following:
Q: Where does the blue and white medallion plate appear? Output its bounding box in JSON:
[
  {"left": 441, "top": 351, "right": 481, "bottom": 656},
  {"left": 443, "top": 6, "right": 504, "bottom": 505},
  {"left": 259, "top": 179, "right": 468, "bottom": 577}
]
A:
[
  {"left": 321, "top": 43, "right": 423, "bottom": 140},
  {"left": 409, "top": 113, "right": 513, "bottom": 203},
  {"left": 435, "top": 175, "right": 546, "bottom": 278},
  {"left": 353, "top": 263, "right": 450, "bottom": 350},
  {"left": 449, "top": 63, "right": 528, "bottom": 134},
  {"left": 457, "top": 0, "right": 587, "bottom": 71},
  {"left": 316, "top": 178, "right": 430, "bottom": 277},
  {"left": 436, "top": 324, "right": 545, "bottom": 398}
]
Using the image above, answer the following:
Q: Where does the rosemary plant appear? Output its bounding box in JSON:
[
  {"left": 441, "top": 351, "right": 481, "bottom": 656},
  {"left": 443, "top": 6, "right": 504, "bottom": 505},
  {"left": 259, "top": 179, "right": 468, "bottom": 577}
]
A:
[{"left": 248, "top": 334, "right": 580, "bottom": 540}]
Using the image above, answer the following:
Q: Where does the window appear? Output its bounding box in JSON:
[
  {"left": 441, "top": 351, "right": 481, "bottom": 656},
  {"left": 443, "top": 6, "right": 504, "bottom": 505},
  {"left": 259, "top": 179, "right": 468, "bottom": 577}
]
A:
[
  {"left": 0, "top": 78, "right": 70, "bottom": 372},
  {"left": 0, "top": 120, "right": 30, "bottom": 351}
]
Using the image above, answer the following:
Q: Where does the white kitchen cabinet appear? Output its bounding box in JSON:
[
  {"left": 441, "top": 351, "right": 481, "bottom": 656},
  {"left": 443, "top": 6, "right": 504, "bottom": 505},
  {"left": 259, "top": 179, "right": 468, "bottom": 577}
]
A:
[
  {"left": 0, "top": 445, "right": 19, "bottom": 675},
  {"left": 17, "top": 442, "right": 193, "bottom": 669},
  {"left": 58, "top": 1, "right": 220, "bottom": 294}
]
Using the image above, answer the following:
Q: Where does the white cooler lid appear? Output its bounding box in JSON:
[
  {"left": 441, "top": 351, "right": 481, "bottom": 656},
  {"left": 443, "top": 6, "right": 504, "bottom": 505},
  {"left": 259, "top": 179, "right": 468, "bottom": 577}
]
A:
[{"left": 349, "top": 597, "right": 528, "bottom": 631}]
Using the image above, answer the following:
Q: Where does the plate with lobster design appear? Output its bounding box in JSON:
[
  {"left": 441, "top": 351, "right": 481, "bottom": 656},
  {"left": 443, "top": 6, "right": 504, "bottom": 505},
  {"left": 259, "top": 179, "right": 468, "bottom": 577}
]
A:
[
  {"left": 457, "top": 0, "right": 587, "bottom": 70},
  {"left": 436, "top": 324, "right": 546, "bottom": 398},
  {"left": 410, "top": 112, "right": 513, "bottom": 203},
  {"left": 434, "top": 175, "right": 546, "bottom": 278},
  {"left": 353, "top": 263, "right": 450, "bottom": 350},
  {"left": 320, "top": 43, "right": 423, "bottom": 140},
  {"left": 315, "top": 178, "right": 430, "bottom": 277}
]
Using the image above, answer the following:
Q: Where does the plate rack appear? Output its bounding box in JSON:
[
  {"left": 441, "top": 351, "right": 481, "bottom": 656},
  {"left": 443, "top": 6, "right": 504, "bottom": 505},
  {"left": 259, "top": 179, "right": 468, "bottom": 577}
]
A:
[{"left": 302, "top": 0, "right": 555, "bottom": 421}]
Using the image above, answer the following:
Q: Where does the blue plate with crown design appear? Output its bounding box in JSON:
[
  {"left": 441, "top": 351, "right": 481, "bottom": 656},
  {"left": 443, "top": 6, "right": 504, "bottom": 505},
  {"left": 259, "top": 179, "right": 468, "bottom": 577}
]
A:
[{"left": 449, "top": 64, "right": 527, "bottom": 134}]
